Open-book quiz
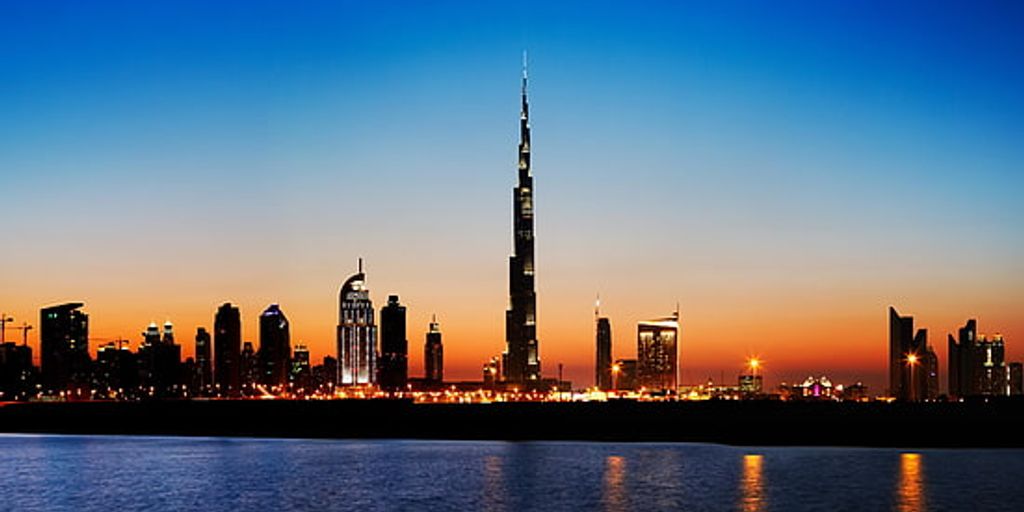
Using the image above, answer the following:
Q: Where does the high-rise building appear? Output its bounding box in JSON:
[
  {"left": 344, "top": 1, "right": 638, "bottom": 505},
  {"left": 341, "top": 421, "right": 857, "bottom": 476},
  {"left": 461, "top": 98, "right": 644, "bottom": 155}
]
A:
[
  {"left": 195, "top": 327, "right": 212, "bottom": 393},
  {"left": 240, "top": 341, "right": 258, "bottom": 394},
  {"left": 337, "top": 259, "right": 377, "bottom": 386},
  {"left": 0, "top": 342, "right": 36, "bottom": 400},
  {"left": 378, "top": 295, "right": 408, "bottom": 391},
  {"left": 258, "top": 303, "right": 291, "bottom": 390},
  {"left": 924, "top": 346, "right": 939, "bottom": 400},
  {"left": 595, "top": 315, "right": 612, "bottom": 390},
  {"left": 948, "top": 319, "right": 977, "bottom": 398},
  {"left": 1009, "top": 362, "right": 1023, "bottom": 396},
  {"left": 40, "top": 302, "right": 90, "bottom": 394},
  {"left": 948, "top": 319, "right": 1010, "bottom": 397},
  {"left": 637, "top": 312, "right": 680, "bottom": 391},
  {"left": 424, "top": 315, "right": 444, "bottom": 385},
  {"left": 291, "top": 344, "right": 311, "bottom": 394},
  {"left": 139, "top": 321, "right": 182, "bottom": 397},
  {"left": 504, "top": 56, "right": 541, "bottom": 386},
  {"left": 888, "top": 307, "right": 931, "bottom": 401},
  {"left": 214, "top": 303, "right": 241, "bottom": 396}
]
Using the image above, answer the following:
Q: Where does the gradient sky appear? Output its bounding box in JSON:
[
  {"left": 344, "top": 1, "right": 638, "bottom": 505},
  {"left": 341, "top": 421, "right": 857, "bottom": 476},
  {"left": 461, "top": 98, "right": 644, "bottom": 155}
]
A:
[{"left": 2, "top": 1, "right": 1023, "bottom": 392}]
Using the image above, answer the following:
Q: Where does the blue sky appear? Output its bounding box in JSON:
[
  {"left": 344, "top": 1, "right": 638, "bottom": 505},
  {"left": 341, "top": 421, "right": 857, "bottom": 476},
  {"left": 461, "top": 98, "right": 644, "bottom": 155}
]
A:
[{"left": 2, "top": 1, "right": 1023, "bottom": 387}]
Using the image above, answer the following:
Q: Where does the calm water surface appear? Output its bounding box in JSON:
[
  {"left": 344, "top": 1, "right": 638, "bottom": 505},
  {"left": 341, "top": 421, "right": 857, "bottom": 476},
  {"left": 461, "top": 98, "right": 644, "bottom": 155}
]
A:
[{"left": 0, "top": 435, "right": 1021, "bottom": 511}]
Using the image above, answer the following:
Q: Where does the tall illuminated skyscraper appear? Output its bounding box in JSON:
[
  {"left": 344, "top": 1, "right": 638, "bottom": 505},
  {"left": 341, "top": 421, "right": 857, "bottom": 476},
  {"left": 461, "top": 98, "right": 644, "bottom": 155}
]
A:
[
  {"left": 637, "top": 311, "right": 679, "bottom": 391},
  {"left": 337, "top": 259, "right": 377, "bottom": 386},
  {"left": 504, "top": 55, "right": 541, "bottom": 385}
]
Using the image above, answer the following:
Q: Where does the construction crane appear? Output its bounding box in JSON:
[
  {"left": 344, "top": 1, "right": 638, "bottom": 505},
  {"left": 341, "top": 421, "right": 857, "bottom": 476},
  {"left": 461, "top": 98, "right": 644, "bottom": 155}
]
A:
[
  {"left": 8, "top": 322, "right": 33, "bottom": 346},
  {"left": 0, "top": 313, "right": 13, "bottom": 343}
]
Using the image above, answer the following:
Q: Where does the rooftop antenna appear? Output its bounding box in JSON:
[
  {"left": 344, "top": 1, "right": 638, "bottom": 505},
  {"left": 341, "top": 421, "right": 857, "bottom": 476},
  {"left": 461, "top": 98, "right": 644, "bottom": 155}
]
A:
[
  {"left": 595, "top": 293, "right": 601, "bottom": 319},
  {"left": 358, "top": 257, "right": 363, "bottom": 274}
]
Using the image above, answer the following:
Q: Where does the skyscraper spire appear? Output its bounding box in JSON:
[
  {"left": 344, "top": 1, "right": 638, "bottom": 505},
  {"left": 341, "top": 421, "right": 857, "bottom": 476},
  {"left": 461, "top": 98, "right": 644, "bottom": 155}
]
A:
[{"left": 505, "top": 54, "right": 540, "bottom": 386}]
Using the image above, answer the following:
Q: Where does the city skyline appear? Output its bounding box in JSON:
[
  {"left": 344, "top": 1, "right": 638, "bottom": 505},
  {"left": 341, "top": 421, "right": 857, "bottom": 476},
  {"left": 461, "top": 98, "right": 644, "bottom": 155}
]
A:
[{"left": 3, "top": 2, "right": 1024, "bottom": 392}]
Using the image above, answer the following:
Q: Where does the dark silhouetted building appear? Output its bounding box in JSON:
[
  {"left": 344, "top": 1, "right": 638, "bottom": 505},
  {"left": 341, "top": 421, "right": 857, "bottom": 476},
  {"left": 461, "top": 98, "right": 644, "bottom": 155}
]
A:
[
  {"left": 378, "top": 295, "right": 408, "bottom": 391},
  {"left": 595, "top": 315, "right": 612, "bottom": 390},
  {"left": 214, "top": 303, "right": 241, "bottom": 396},
  {"left": 258, "top": 304, "right": 291, "bottom": 390},
  {"left": 40, "top": 302, "right": 90, "bottom": 395},
  {"left": 637, "top": 312, "right": 679, "bottom": 391},
  {"left": 240, "top": 341, "right": 258, "bottom": 394},
  {"left": 888, "top": 307, "right": 931, "bottom": 401},
  {"left": 948, "top": 319, "right": 1010, "bottom": 397},
  {"left": 291, "top": 344, "right": 311, "bottom": 394},
  {"left": 483, "top": 356, "right": 501, "bottom": 389},
  {"left": 1009, "top": 362, "right": 1023, "bottom": 396},
  {"left": 338, "top": 260, "right": 376, "bottom": 386},
  {"left": 504, "top": 59, "right": 541, "bottom": 386},
  {"left": 195, "top": 327, "right": 212, "bottom": 393},
  {"left": 613, "top": 359, "right": 637, "bottom": 391},
  {"left": 924, "top": 346, "right": 939, "bottom": 400},
  {"left": 313, "top": 355, "right": 337, "bottom": 395},
  {"left": 424, "top": 315, "right": 443, "bottom": 385},
  {"left": 138, "top": 321, "right": 182, "bottom": 398},
  {"left": 93, "top": 341, "right": 137, "bottom": 399},
  {"left": 0, "top": 342, "right": 36, "bottom": 400}
]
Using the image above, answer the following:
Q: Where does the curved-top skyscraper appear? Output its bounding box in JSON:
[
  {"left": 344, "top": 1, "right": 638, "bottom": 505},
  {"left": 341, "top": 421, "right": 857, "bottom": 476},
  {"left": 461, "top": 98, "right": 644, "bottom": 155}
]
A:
[
  {"left": 337, "top": 259, "right": 377, "bottom": 386},
  {"left": 504, "top": 56, "right": 541, "bottom": 385}
]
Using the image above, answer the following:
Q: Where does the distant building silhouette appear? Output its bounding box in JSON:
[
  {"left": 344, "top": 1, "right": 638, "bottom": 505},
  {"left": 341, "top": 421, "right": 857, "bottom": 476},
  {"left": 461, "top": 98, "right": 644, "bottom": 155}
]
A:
[
  {"left": 637, "top": 312, "right": 679, "bottom": 391},
  {"left": 0, "top": 341, "right": 36, "bottom": 400},
  {"left": 40, "top": 302, "right": 90, "bottom": 395},
  {"left": 138, "top": 321, "right": 181, "bottom": 398},
  {"left": 378, "top": 295, "right": 408, "bottom": 391},
  {"left": 504, "top": 58, "right": 541, "bottom": 386},
  {"left": 888, "top": 307, "right": 932, "bottom": 401},
  {"left": 1009, "top": 362, "right": 1023, "bottom": 396},
  {"left": 924, "top": 346, "right": 939, "bottom": 400},
  {"left": 424, "top": 315, "right": 443, "bottom": 385},
  {"left": 195, "top": 327, "right": 212, "bottom": 393},
  {"left": 258, "top": 304, "right": 291, "bottom": 390},
  {"left": 337, "top": 259, "right": 377, "bottom": 386},
  {"left": 948, "top": 319, "right": 1010, "bottom": 397},
  {"left": 214, "top": 303, "right": 242, "bottom": 396},
  {"left": 291, "top": 344, "right": 311, "bottom": 394},
  {"left": 93, "top": 341, "right": 137, "bottom": 399},
  {"left": 240, "top": 341, "right": 258, "bottom": 394},
  {"left": 595, "top": 316, "right": 612, "bottom": 390}
]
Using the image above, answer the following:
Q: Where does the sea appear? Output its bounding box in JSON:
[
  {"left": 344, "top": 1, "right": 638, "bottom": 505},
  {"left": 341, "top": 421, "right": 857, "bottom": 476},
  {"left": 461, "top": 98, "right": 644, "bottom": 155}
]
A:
[{"left": 0, "top": 434, "right": 1021, "bottom": 511}]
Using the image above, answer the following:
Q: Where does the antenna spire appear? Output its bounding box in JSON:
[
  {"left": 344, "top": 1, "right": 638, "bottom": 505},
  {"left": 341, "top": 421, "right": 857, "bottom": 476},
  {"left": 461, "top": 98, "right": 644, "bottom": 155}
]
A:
[{"left": 358, "top": 257, "right": 363, "bottom": 274}]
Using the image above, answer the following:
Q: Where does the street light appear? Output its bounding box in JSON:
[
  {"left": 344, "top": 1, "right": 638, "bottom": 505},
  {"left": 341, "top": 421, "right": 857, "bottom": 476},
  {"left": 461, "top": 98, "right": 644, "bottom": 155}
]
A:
[
  {"left": 611, "top": 363, "right": 621, "bottom": 392},
  {"left": 906, "top": 353, "right": 919, "bottom": 401}
]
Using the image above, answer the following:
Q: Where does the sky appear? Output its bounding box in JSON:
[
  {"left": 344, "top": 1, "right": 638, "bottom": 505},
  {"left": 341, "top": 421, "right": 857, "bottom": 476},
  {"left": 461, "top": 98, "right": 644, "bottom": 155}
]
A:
[{"left": 2, "top": 1, "right": 1023, "bottom": 392}]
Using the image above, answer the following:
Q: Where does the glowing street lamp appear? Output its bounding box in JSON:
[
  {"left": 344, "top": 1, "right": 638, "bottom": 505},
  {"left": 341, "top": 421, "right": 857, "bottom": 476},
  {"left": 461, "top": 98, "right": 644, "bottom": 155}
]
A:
[
  {"left": 611, "top": 363, "right": 621, "bottom": 392},
  {"left": 905, "top": 353, "right": 919, "bottom": 401}
]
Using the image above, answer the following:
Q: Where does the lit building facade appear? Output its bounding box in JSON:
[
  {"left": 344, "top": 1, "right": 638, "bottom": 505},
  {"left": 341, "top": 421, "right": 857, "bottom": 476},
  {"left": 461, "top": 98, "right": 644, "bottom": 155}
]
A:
[
  {"left": 948, "top": 318, "right": 1011, "bottom": 397},
  {"left": 337, "top": 260, "right": 377, "bottom": 386},
  {"left": 424, "top": 315, "right": 443, "bottom": 385},
  {"left": 379, "top": 295, "right": 408, "bottom": 391},
  {"left": 259, "top": 304, "right": 291, "bottom": 389},
  {"left": 637, "top": 313, "right": 679, "bottom": 391},
  {"left": 504, "top": 58, "right": 541, "bottom": 386}
]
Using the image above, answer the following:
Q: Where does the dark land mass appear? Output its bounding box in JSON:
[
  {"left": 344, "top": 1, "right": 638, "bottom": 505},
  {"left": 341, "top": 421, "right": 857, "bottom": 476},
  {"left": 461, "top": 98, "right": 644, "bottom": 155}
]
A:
[{"left": 1, "top": 399, "right": 1022, "bottom": 447}]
